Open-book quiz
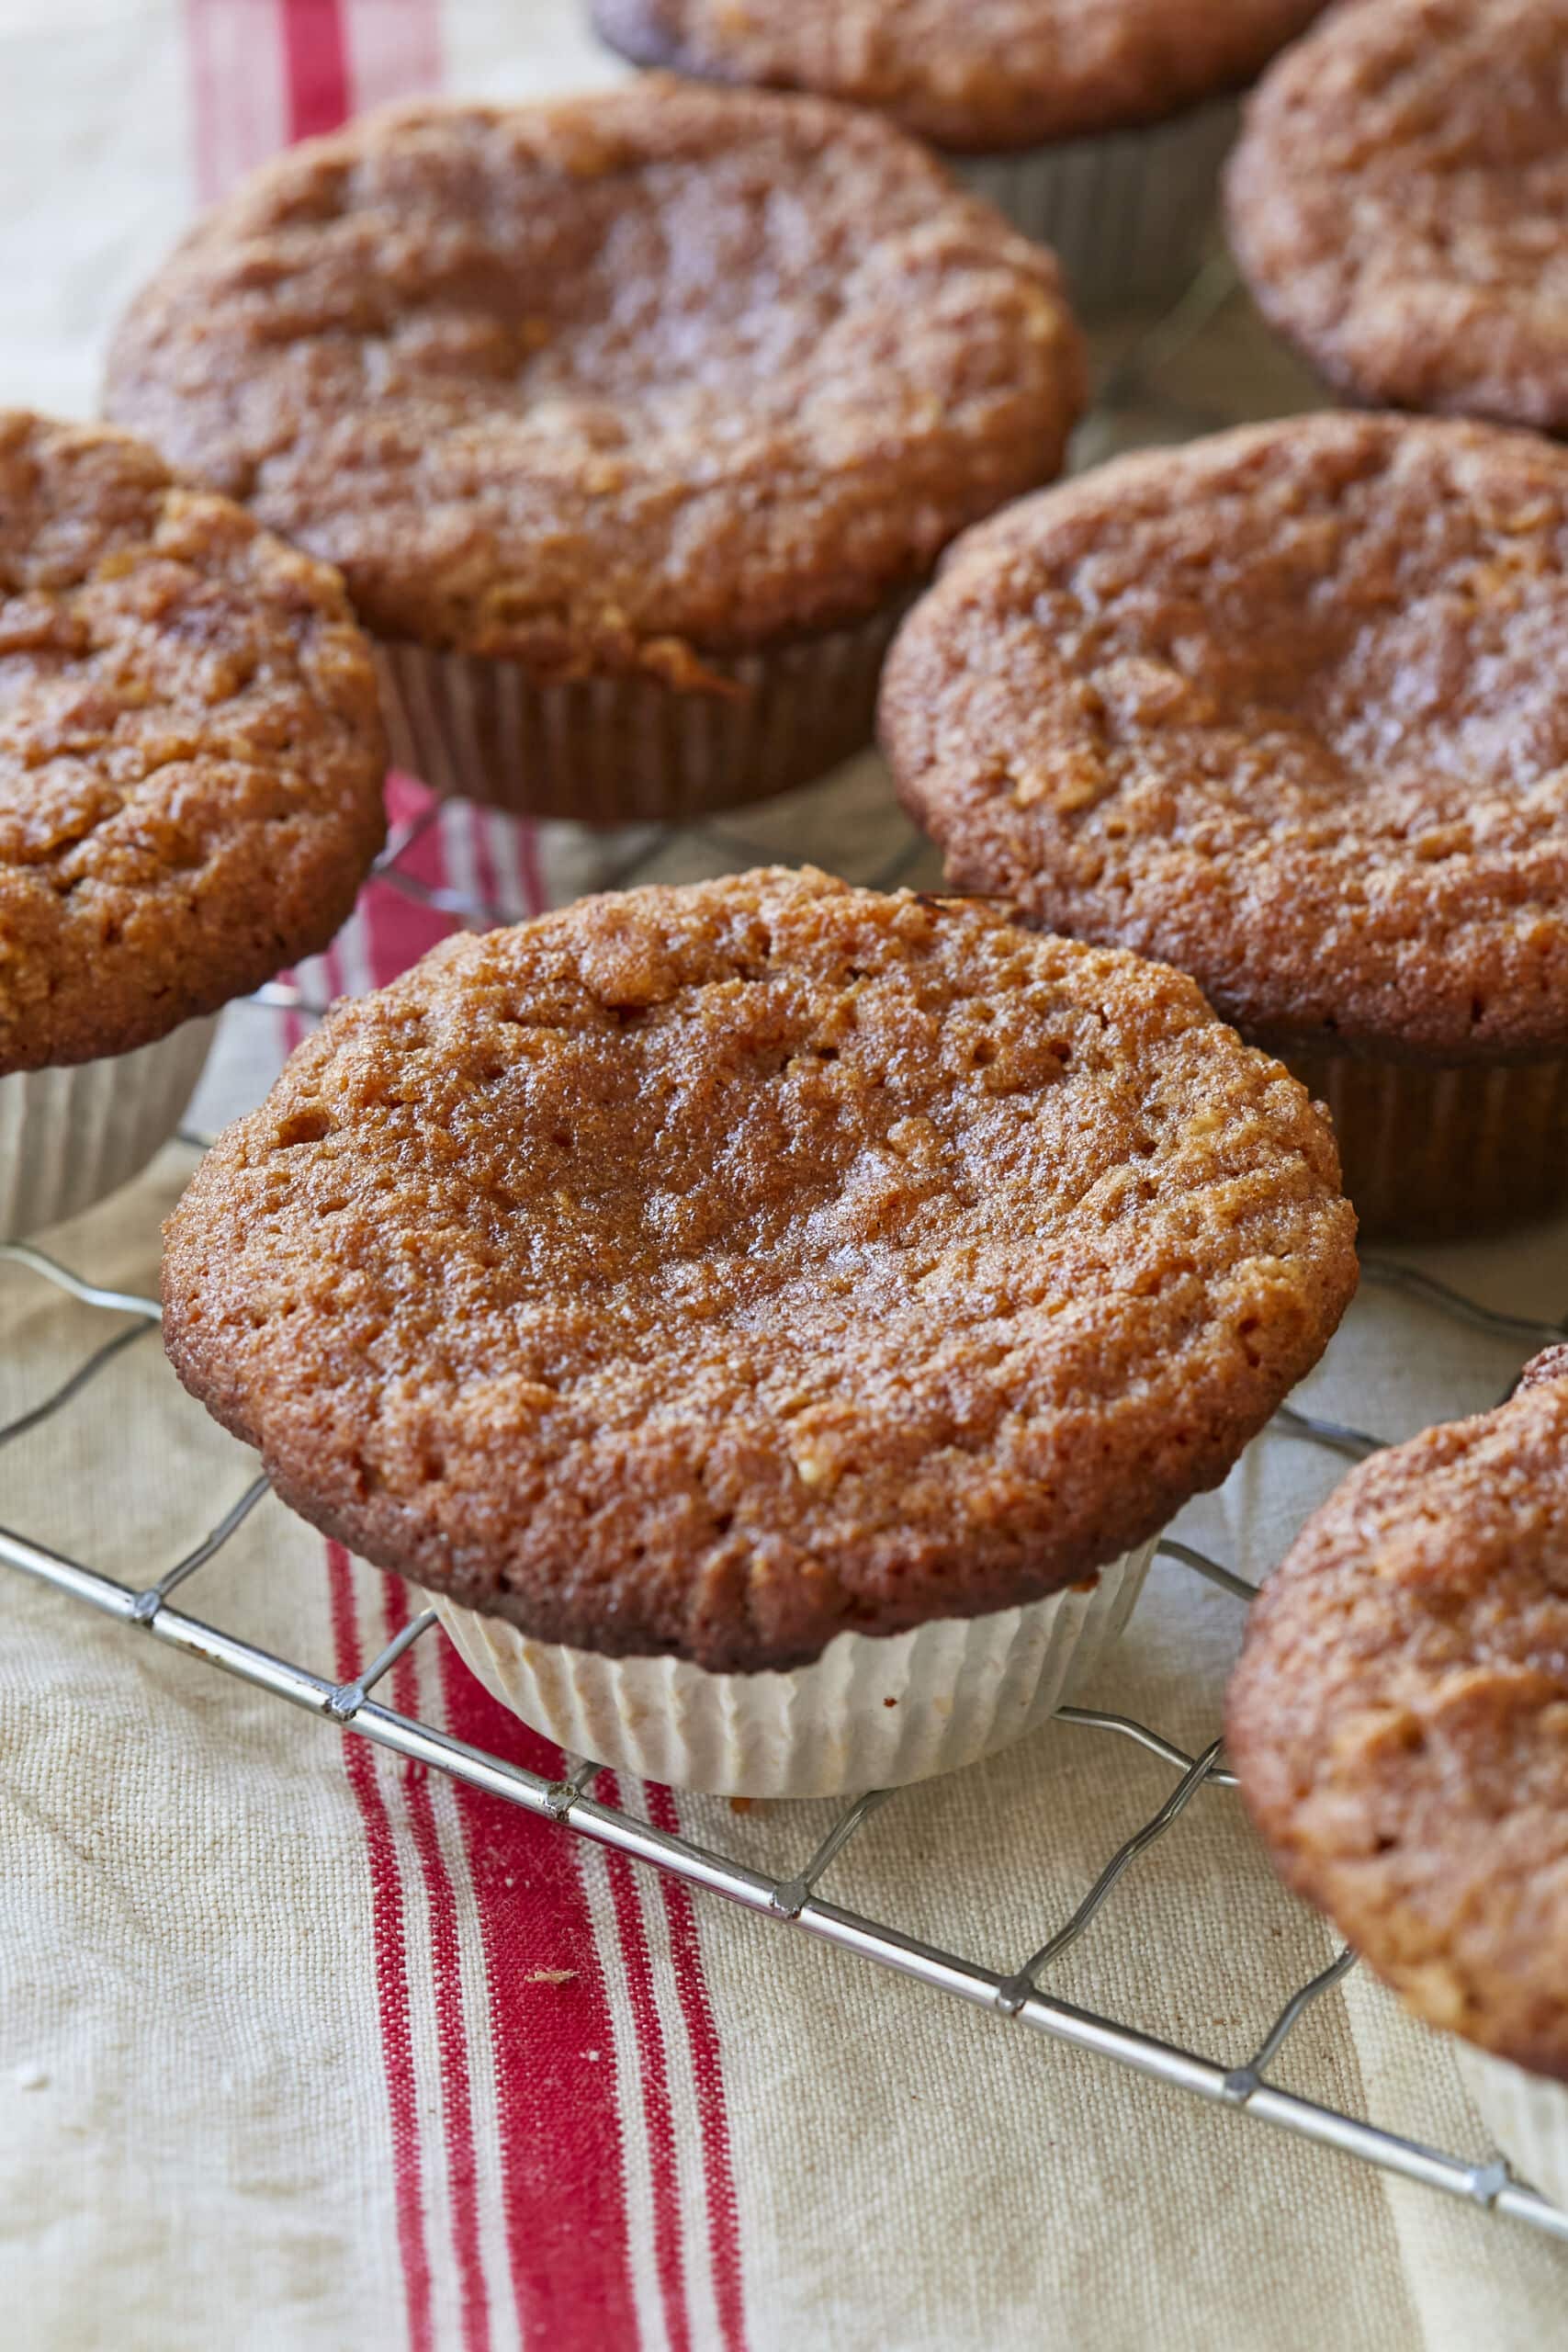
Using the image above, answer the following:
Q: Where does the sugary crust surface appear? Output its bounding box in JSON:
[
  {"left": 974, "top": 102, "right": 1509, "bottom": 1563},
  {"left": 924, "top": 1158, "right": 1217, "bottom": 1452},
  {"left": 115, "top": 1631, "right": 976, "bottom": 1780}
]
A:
[
  {"left": 882, "top": 413, "right": 1568, "bottom": 1059},
  {"left": 105, "top": 87, "right": 1085, "bottom": 680},
  {"left": 163, "top": 867, "right": 1356, "bottom": 1672},
  {"left": 1227, "top": 0, "right": 1568, "bottom": 430},
  {"left": 0, "top": 413, "right": 386, "bottom": 1071},
  {"left": 593, "top": 1, "right": 1326, "bottom": 149},
  {"left": 1228, "top": 1352, "right": 1568, "bottom": 2081}
]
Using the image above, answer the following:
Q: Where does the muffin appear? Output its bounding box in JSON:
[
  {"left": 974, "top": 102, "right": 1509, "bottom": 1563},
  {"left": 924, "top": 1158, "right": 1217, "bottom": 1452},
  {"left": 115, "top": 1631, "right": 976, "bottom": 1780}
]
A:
[
  {"left": 882, "top": 411, "right": 1568, "bottom": 1239},
  {"left": 592, "top": 1, "right": 1327, "bottom": 313},
  {"left": 0, "top": 412, "right": 386, "bottom": 1238},
  {"left": 1228, "top": 1347, "right": 1568, "bottom": 2209},
  {"left": 104, "top": 86, "right": 1085, "bottom": 830},
  {"left": 162, "top": 865, "right": 1356, "bottom": 1796},
  {"left": 1228, "top": 0, "right": 1568, "bottom": 432}
]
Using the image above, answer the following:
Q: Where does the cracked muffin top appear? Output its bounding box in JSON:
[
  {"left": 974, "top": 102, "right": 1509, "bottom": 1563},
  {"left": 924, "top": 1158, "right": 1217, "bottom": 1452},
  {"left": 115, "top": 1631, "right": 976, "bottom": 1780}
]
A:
[
  {"left": 1229, "top": 1347, "right": 1568, "bottom": 2081},
  {"left": 163, "top": 866, "right": 1356, "bottom": 1673},
  {"left": 0, "top": 412, "right": 386, "bottom": 1072},
  {"left": 104, "top": 86, "right": 1086, "bottom": 684},
  {"left": 882, "top": 413, "right": 1568, "bottom": 1059},
  {"left": 593, "top": 1, "right": 1327, "bottom": 150},
  {"left": 1227, "top": 0, "right": 1568, "bottom": 432}
]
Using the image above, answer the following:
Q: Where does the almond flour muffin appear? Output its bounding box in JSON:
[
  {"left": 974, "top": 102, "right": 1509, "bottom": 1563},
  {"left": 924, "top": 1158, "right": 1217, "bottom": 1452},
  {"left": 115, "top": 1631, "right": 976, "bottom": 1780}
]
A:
[
  {"left": 0, "top": 412, "right": 386, "bottom": 1237},
  {"left": 163, "top": 866, "right": 1356, "bottom": 1794},
  {"left": 1228, "top": 0, "right": 1568, "bottom": 431},
  {"left": 593, "top": 1, "right": 1327, "bottom": 311},
  {"left": 1228, "top": 1348, "right": 1568, "bottom": 2202},
  {"left": 105, "top": 85, "right": 1085, "bottom": 827},
  {"left": 883, "top": 411, "right": 1568, "bottom": 1238}
]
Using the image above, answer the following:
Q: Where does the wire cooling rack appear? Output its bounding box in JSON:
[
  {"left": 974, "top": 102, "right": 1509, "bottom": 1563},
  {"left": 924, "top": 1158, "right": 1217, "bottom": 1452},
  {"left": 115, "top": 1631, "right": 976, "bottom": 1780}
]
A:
[
  {"left": 4, "top": 1227, "right": 1568, "bottom": 2245},
  {"left": 6, "top": 254, "right": 1568, "bottom": 2256}
]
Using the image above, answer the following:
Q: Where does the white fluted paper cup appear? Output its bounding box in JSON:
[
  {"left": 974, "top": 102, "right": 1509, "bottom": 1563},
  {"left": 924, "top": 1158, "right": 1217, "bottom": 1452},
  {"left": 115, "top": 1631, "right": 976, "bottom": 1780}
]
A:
[
  {"left": 0, "top": 1016, "right": 217, "bottom": 1240},
  {"left": 373, "top": 599, "right": 908, "bottom": 828},
  {"left": 954, "top": 98, "right": 1238, "bottom": 317},
  {"left": 1456, "top": 2045, "right": 1568, "bottom": 2213},
  {"left": 430, "top": 1537, "right": 1156, "bottom": 1799}
]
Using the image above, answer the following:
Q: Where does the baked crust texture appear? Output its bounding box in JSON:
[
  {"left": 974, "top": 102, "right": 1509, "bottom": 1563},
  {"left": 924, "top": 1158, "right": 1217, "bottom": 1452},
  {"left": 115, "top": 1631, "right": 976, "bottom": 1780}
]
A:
[
  {"left": 164, "top": 866, "right": 1357, "bottom": 1671},
  {"left": 106, "top": 87, "right": 1086, "bottom": 681},
  {"left": 1230, "top": 1351, "right": 1568, "bottom": 2081},
  {"left": 0, "top": 411, "right": 386, "bottom": 1071},
  {"left": 1227, "top": 0, "right": 1568, "bottom": 430},
  {"left": 594, "top": 1, "right": 1327, "bottom": 150},
  {"left": 883, "top": 413, "right": 1568, "bottom": 1059}
]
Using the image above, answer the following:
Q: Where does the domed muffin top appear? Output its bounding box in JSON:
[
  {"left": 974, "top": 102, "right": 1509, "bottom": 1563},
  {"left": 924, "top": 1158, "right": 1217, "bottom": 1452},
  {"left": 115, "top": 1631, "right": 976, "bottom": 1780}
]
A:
[
  {"left": 0, "top": 412, "right": 385, "bottom": 1071},
  {"left": 884, "top": 413, "right": 1568, "bottom": 1057},
  {"left": 164, "top": 866, "right": 1357, "bottom": 1671},
  {"left": 595, "top": 1, "right": 1327, "bottom": 151},
  {"left": 1230, "top": 1346, "right": 1568, "bottom": 2080},
  {"left": 1228, "top": 0, "right": 1568, "bottom": 431},
  {"left": 106, "top": 86, "right": 1085, "bottom": 680}
]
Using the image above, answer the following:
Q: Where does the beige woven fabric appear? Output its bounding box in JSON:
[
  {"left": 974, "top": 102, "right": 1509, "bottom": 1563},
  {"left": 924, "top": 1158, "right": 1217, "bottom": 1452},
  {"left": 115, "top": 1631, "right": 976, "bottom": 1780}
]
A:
[
  {"left": 7, "top": 1156, "right": 1567, "bottom": 2350},
  {"left": 3, "top": 6, "right": 1567, "bottom": 2347}
]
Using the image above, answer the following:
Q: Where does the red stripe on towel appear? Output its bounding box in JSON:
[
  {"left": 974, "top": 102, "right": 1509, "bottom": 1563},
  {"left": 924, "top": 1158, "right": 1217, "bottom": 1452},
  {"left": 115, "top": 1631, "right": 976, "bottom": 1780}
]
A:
[
  {"left": 646, "top": 1786, "right": 750, "bottom": 2352},
  {"left": 601, "top": 1774, "right": 692, "bottom": 2352},
  {"left": 437, "top": 1641, "right": 641, "bottom": 2351},
  {"left": 327, "top": 1544, "right": 436, "bottom": 2352},
  {"left": 385, "top": 1579, "right": 493, "bottom": 2352},
  {"left": 280, "top": 0, "right": 350, "bottom": 140}
]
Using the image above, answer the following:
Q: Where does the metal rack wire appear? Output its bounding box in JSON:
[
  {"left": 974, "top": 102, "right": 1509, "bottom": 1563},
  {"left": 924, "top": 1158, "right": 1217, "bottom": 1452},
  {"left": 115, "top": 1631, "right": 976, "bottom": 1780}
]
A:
[
  {"left": 3, "top": 1230, "right": 1567, "bottom": 2245},
  {"left": 7, "top": 254, "right": 1568, "bottom": 2257}
]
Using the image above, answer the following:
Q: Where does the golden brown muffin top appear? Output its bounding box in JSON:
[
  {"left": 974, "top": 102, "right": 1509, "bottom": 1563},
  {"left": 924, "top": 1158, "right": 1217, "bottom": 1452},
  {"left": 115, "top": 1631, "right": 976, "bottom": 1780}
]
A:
[
  {"left": 594, "top": 1, "right": 1326, "bottom": 150},
  {"left": 1227, "top": 0, "right": 1568, "bottom": 431},
  {"left": 1229, "top": 1348, "right": 1568, "bottom": 2082},
  {"left": 883, "top": 413, "right": 1568, "bottom": 1059},
  {"left": 105, "top": 86, "right": 1085, "bottom": 682},
  {"left": 0, "top": 412, "right": 386, "bottom": 1072},
  {"left": 163, "top": 866, "right": 1356, "bottom": 1672}
]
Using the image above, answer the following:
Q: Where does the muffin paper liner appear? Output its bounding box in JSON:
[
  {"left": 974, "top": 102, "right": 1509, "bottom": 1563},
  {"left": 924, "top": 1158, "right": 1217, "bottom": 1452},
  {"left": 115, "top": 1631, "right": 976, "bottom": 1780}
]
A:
[
  {"left": 1269, "top": 1040, "right": 1568, "bottom": 1242},
  {"left": 373, "top": 600, "right": 908, "bottom": 828},
  {"left": 0, "top": 1016, "right": 217, "bottom": 1242},
  {"left": 430, "top": 1538, "right": 1156, "bottom": 1800},
  {"left": 1456, "top": 2046, "right": 1568, "bottom": 2214},
  {"left": 953, "top": 98, "right": 1238, "bottom": 317}
]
